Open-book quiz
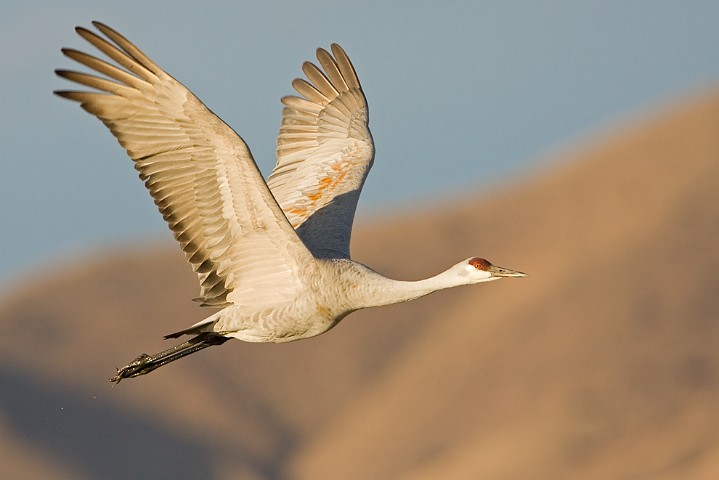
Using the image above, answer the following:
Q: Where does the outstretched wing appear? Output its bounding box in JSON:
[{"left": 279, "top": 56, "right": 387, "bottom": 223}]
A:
[
  {"left": 55, "top": 22, "right": 314, "bottom": 307},
  {"left": 268, "top": 44, "right": 374, "bottom": 259}
]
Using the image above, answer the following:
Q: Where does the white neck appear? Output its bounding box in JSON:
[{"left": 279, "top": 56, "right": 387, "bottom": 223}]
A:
[{"left": 352, "top": 267, "right": 471, "bottom": 309}]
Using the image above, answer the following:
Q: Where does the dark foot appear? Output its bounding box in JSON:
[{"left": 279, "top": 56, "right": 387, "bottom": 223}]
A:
[{"left": 110, "top": 353, "right": 154, "bottom": 384}]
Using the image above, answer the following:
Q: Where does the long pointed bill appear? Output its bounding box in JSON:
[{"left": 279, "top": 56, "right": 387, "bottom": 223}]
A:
[{"left": 487, "top": 264, "right": 528, "bottom": 278}]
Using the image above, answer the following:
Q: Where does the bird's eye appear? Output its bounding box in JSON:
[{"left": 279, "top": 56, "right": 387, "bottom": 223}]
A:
[{"left": 469, "top": 257, "right": 492, "bottom": 270}]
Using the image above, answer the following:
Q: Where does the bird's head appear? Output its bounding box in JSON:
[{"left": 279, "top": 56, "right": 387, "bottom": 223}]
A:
[{"left": 454, "top": 257, "right": 528, "bottom": 284}]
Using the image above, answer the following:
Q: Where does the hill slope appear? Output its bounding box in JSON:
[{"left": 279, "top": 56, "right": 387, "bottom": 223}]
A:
[
  {"left": 1, "top": 88, "right": 718, "bottom": 479},
  {"left": 292, "top": 89, "right": 719, "bottom": 480}
]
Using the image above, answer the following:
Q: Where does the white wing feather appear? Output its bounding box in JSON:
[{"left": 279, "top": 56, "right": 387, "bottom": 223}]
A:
[
  {"left": 56, "top": 22, "right": 315, "bottom": 307},
  {"left": 268, "top": 44, "right": 374, "bottom": 259}
]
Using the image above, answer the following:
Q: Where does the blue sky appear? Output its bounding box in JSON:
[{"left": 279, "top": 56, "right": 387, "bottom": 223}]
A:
[{"left": 2, "top": 1, "right": 718, "bottom": 286}]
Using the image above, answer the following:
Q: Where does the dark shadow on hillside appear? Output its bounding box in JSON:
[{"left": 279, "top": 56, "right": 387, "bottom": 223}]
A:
[{"left": 0, "top": 367, "right": 269, "bottom": 479}]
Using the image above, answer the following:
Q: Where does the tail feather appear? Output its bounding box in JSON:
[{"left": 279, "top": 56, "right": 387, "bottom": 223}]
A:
[{"left": 164, "top": 317, "right": 217, "bottom": 339}]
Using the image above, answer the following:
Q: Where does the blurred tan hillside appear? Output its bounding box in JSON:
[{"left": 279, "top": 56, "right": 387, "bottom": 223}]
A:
[{"left": 1, "top": 87, "right": 717, "bottom": 480}]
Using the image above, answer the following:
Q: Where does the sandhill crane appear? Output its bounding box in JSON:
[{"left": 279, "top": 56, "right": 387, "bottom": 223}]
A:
[{"left": 55, "top": 22, "right": 527, "bottom": 383}]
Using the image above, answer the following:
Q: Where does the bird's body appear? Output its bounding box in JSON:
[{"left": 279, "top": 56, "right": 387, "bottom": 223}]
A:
[
  {"left": 191, "top": 259, "right": 369, "bottom": 344},
  {"left": 184, "top": 258, "right": 507, "bottom": 344},
  {"left": 55, "top": 22, "right": 527, "bottom": 383}
]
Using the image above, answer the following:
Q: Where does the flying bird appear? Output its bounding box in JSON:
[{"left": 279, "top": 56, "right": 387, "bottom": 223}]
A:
[{"left": 55, "top": 22, "right": 527, "bottom": 383}]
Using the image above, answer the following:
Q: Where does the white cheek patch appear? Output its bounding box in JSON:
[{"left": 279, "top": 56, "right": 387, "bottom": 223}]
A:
[{"left": 466, "top": 265, "right": 494, "bottom": 281}]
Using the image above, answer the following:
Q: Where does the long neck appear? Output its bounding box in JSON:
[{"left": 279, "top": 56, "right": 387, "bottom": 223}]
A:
[{"left": 349, "top": 266, "right": 466, "bottom": 310}]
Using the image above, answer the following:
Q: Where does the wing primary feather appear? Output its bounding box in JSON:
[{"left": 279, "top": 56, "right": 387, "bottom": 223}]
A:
[
  {"left": 330, "top": 44, "right": 361, "bottom": 90},
  {"left": 61, "top": 48, "right": 148, "bottom": 89},
  {"left": 281, "top": 96, "right": 323, "bottom": 115},
  {"left": 74, "top": 27, "right": 157, "bottom": 81},
  {"left": 301, "top": 62, "right": 338, "bottom": 98},
  {"left": 316, "top": 48, "right": 349, "bottom": 91},
  {"left": 91, "top": 21, "right": 165, "bottom": 77},
  {"left": 291, "top": 78, "right": 328, "bottom": 104},
  {"left": 55, "top": 70, "right": 131, "bottom": 95}
]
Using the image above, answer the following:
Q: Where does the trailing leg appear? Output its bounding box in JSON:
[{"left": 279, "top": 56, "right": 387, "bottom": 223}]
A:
[{"left": 110, "top": 332, "right": 230, "bottom": 384}]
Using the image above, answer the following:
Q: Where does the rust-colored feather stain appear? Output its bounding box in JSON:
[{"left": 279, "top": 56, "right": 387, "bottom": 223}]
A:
[{"left": 288, "top": 159, "right": 355, "bottom": 227}]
